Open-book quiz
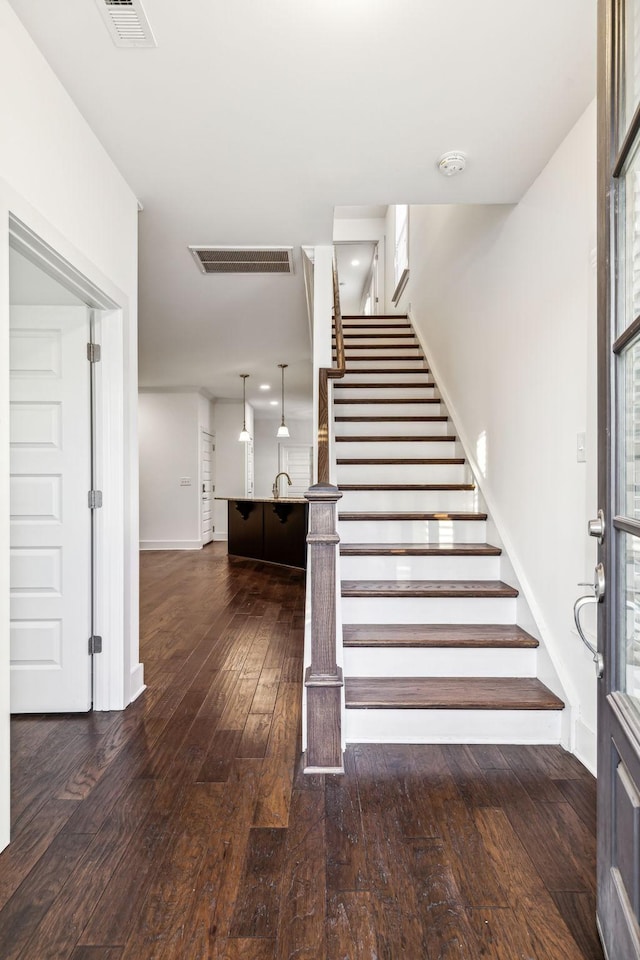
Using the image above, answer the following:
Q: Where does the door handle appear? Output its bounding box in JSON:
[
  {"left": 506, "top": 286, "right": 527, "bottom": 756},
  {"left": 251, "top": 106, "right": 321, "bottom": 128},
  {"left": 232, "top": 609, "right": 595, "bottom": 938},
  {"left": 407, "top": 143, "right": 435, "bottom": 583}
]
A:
[{"left": 574, "top": 573, "right": 605, "bottom": 678}]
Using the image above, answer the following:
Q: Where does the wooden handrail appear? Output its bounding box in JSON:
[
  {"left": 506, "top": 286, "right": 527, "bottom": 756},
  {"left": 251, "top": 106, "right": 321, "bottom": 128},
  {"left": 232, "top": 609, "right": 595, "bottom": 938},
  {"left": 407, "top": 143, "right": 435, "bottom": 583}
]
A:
[{"left": 317, "top": 257, "right": 346, "bottom": 483}]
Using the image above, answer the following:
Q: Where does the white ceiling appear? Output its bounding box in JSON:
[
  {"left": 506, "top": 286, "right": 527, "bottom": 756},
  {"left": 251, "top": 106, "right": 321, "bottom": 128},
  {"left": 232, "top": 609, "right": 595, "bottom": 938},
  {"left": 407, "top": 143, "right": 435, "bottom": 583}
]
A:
[{"left": 7, "top": 0, "right": 596, "bottom": 419}]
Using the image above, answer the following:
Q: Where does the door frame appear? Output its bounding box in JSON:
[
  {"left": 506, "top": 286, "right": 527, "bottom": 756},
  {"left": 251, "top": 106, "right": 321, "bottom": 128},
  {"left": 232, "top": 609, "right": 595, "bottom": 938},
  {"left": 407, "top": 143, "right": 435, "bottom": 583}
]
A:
[{"left": 7, "top": 215, "right": 131, "bottom": 714}]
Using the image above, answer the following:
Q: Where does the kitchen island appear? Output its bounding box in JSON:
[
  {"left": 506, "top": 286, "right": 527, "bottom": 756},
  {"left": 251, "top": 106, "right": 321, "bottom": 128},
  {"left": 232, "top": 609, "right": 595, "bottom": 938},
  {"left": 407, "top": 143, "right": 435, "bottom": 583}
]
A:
[{"left": 216, "top": 496, "right": 308, "bottom": 569}]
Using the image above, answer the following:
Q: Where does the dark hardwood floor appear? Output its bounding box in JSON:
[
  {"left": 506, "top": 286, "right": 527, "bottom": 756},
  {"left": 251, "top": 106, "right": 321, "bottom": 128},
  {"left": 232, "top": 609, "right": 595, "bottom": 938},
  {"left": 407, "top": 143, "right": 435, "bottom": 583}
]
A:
[{"left": 1, "top": 544, "right": 603, "bottom": 959}]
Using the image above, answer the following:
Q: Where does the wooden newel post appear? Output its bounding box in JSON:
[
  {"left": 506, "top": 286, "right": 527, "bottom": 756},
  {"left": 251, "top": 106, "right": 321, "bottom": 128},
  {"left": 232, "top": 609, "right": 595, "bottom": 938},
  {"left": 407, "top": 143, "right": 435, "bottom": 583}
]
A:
[{"left": 304, "top": 482, "right": 344, "bottom": 774}]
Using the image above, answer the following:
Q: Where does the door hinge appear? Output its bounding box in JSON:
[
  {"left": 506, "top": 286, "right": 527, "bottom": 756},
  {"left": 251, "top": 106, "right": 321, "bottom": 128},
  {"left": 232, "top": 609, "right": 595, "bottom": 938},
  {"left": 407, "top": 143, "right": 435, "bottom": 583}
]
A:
[
  {"left": 88, "top": 490, "right": 103, "bottom": 509},
  {"left": 87, "top": 342, "right": 102, "bottom": 363},
  {"left": 88, "top": 635, "right": 103, "bottom": 655}
]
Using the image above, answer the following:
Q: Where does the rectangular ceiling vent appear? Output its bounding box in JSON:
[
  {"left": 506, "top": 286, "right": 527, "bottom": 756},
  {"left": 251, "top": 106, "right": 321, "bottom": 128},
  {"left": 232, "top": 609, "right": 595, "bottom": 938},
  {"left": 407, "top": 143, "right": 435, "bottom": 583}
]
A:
[
  {"left": 188, "top": 247, "right": 295, "bottom": 275},
  {"left": 95, "top": 0, "right": 157, "bottom": 48}
]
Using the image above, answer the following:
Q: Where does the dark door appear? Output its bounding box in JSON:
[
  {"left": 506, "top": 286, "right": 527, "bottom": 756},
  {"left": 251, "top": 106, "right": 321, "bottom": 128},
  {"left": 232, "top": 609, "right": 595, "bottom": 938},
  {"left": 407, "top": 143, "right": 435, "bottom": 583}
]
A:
[{"left": 598, "top": 2, "right": 640, "bottom": 955}]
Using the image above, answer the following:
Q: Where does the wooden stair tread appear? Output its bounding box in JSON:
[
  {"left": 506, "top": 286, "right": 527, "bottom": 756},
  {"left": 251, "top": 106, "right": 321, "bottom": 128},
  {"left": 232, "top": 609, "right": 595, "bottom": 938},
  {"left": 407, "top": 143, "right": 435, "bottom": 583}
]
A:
[
  {"left": 344, "top": 677, "right": 564, "bottom": 710},
  {"left": 337, "top": 332, "right": 417, "bottom": 339},
  {"left": 335, "top": 382, "right": 434, "bottom": 389},
  {"left": 335, "top": 416, "right": 447, "bottom": 422},
  {"left": 340, "top": 542, "right": 501, "bottom": 557},
  {"left": 337, "top": 356, "right": 425, "bottom": 362},
  {"left": 339, "top": 484, "right": 475, "bottom": 491},
  {"left": 341, "top": 344, "right": 420, "bottom": 350},
  {"left": 334, "top": 398, "right": 440, "bottom": 404},
  {"left": 341, "top": 580, "right": 519, "bottom": 598},
  {"left": 342, "top": 322, "right": 412, "bottom": 329},
  {"left": 336, "top": 458, "right": 464, "bottom": 465},
  {"left": 336, "top": 435, "right": 455, "bottom": 442},
  {"left": 343, "top": 623, "right": 538, "bottom": 648},
  {"left": 339, "top": 511, "right": 487, "bottom": 520},
  {"left": 337, "top": 367, "right": 429, "bottom": 375}
]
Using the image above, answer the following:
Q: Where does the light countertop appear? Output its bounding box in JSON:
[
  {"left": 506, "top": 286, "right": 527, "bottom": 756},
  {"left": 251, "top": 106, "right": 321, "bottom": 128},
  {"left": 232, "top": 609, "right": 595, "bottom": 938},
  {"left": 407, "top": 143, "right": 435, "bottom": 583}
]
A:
[{"left": 215, "top": 496, "right": 307, "bottom": 504}]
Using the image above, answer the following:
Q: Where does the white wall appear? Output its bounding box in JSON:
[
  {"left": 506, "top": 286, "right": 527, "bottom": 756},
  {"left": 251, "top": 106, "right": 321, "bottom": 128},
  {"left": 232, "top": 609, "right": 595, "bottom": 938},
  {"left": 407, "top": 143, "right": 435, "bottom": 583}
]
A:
[
  {"left": 254, "top": 418, "right": 314, "bottom": 498},
  {"left": 0, "top": 0, "right": 139, "bottom": 851},
  {"left": 212, "top": 401, "right": 251, "bottom": 539},
  {"left": 139, "top": 391, "right": 211, "bottom": 549},
  {"left": 401, "top": 100, "right": 598, "bottom": 769}
]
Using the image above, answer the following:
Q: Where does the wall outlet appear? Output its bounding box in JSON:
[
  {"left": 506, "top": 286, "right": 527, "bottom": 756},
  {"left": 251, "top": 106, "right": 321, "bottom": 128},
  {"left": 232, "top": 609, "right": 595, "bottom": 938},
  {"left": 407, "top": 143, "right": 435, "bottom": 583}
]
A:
[{"left": 180, "top": 477, "right": 192, "bottom": 486}]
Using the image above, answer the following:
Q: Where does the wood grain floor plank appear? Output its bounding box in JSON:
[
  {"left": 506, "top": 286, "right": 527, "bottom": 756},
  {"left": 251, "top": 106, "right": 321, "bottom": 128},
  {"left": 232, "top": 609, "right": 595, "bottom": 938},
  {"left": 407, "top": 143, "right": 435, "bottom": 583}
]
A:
[
  {"left": 237, "top": 713, "right": 272, "bottom": 759},
  {"left": 326, "top": 892, "right": 379, "bottom": 960},
  {"left": 70, "top": 948, "right": 125, "bottom": 960},
  {"left": 253, "top": 757, "right": 294, "bottom": 828},
  {"left": 0, "top": 831, "right": 92, "bottom": 960},
  {"left": 229, "top": 828, "right": 287, "bottom": 938},
  {"left": 14, "top": 779, "right": 158, "bottom": 960},
  {"left": 197, "top": 728, "right": 243, "bottom": 782},
  {"left": 325, "top": 750, "right": 368, "bottom": 893},
  {"left": 0, "top": 798, "right": 76, "bottom": 910},
  {"left": 217, "top": 940, "right": 276, "bottom": 960},
  {"left": 552, "top": 892, "right": 605, "bottom": 960},
  {"left": 276, "top": 789, "right": 326, "bottom": 959}
]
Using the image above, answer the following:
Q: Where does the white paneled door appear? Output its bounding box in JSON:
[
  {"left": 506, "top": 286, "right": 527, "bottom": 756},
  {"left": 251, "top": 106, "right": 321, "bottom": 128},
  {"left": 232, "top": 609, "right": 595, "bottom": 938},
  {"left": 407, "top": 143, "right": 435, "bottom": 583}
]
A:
[
  {"left": 201, "top": 430, "right": 215, "bottom": 545},
  {"left": 279, "top": 443, "right": 312, "bottom": 495},
  {"left": 10, "top": 306, "right": 92, "bottom": 712}
]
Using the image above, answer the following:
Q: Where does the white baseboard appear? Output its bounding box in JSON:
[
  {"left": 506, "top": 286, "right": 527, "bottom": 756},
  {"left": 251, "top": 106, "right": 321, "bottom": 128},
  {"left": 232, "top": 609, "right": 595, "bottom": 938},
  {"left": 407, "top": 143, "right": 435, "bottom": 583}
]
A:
[
  {"left": 139, "top": 540, "right": 203, "bottom": 551},
  {"left": 129, "top": 663, "right": 145, "bottom": 704},
  {"left": 574, "top": 716, "right": 597, "bottom": 776},
  {"left": 213, "top": 533, "right": 228, "bottom": 542}
]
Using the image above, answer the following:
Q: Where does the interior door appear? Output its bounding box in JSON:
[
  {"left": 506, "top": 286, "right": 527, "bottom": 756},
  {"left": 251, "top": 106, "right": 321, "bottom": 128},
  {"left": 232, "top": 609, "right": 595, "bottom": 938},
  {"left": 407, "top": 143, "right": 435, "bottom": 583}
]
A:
[
  {"left": 201, "top": 429, "right": 215, "bottom": 545},
  {"left": 10, "top": 305, "right": 92, "bottom": 712},
  {"left": 278, "top": 443, "right": 313, "bottom": 496}
]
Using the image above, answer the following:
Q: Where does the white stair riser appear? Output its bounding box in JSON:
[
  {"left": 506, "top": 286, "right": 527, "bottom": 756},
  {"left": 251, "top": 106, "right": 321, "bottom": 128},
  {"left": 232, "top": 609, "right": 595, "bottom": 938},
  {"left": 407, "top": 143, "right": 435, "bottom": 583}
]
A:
[
  {"left": 335, "top": 374, "right": 435, "bottom": 384},
  {"left": 335, "top": 402, "right": 443, "bottom": 417},
  {"left": 338, "top": 518, "right": 488, "bottom": 543},
  {"left": 341, "top": 595, "right": 517, "bottom": 624},
  {"left": 344, "top": 708, "right": 562, "bottom": 744},
  {"left": 346, "top": 350, "right": 426, "bottom": 373},
  {"left": 336, "top": 440, "right": 460, "bottom": 459},
  {"left": 335, "top": 386, "right": 438, "bottom": 399},
  {"left": 336, "top": 463, "right": 468, "bottom": 485},
  {"left": 343, "top": 347, "right": 422, "bottom": 358},
  {"left": 339, "top": 553, "right": 500, "bottom": 580},
  {"left": 341, "top": 337, "right": 418, "bottom": 347},
  {"left": 335, "top": 419, "right": 450, "bottom": 437},
  {"left": 339, "top": 490, "right": 478, "bottom": 512},
  {"left": 343, "top": 646, "right": 536, "bottom": 678}
]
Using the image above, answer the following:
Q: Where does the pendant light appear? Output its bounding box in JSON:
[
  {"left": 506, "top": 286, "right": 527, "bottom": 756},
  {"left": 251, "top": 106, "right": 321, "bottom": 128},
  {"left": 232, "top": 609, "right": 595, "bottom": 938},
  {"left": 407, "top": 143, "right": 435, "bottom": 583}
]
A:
[
  {"left": 238, "top": 374, "right": 251, "bottom": 442},
  {"left": 276, "top": 363, "right": 290, "bottom": 438}
]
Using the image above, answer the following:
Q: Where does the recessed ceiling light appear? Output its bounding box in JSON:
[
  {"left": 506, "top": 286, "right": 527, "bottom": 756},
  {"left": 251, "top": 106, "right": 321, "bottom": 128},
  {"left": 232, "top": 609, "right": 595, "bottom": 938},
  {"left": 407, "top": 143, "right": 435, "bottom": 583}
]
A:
[
  {"left": 259, "top": 384, "right": 270, "bottom": 390},
  {"left": 351, "top": 259, "right": 360, "bottom": 266},
  {"left": 269, "top": 400, "right": 278, "bottom": 406}
]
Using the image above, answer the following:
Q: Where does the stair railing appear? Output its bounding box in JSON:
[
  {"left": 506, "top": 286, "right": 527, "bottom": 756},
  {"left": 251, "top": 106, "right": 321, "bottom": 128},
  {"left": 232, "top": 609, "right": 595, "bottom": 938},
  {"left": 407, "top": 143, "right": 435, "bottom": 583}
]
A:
[{"left": 304, "top": 254, "right": 345, "bottom": 773}]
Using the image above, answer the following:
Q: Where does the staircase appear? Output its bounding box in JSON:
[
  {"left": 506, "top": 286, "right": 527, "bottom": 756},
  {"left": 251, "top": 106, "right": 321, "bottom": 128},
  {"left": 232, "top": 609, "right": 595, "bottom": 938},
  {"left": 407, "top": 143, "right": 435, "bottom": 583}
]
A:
[{"left": 333, "top": 314, "right": 564, "bottom": 744}]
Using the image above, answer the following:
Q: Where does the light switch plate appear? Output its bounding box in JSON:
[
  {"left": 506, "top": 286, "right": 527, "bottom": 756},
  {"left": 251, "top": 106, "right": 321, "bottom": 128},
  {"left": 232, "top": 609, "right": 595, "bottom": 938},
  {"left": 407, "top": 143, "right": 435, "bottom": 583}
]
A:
[{"left": 576, "top": 433, "right": 586, "bottom": 463}]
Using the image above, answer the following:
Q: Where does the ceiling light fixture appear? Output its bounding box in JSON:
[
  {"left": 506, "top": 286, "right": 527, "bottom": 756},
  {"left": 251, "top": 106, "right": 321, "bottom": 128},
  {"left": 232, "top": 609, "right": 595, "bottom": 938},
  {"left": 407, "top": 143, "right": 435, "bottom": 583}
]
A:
[
  {"left": 276, "top": 363, "right": 290, "bottom": 438},
  {"left": 438, "top": 151, "right": 467, "bottom": 177},
  {"left": 351, "top": 259, "right": 360, "bottom": 266},
  {"left": 270, "top": 400, "right": 278, "bottom": 406},
  {"left": 259, "top": 384, "right": 270, "bottom": 390},
  {"left": 238, "top": 374, "right": 251, "bottom": 443}
]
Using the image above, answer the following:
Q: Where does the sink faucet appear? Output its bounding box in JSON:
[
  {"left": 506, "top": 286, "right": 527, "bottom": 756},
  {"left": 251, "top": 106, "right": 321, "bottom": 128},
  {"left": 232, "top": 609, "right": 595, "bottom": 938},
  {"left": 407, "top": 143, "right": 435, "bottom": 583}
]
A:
[{"left": 272, "top": 471, "right": 292, "bottom": 499}]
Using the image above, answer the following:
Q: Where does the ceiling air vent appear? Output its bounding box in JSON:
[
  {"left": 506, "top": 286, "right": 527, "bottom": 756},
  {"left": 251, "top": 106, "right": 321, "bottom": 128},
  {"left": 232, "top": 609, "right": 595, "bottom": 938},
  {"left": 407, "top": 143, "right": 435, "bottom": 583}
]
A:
[
  {"left": 95, "top": 0, "right": 157, "bottom": 48},
  {"left": 188, "top": 247, "right": 295, "bottom": 275}
]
